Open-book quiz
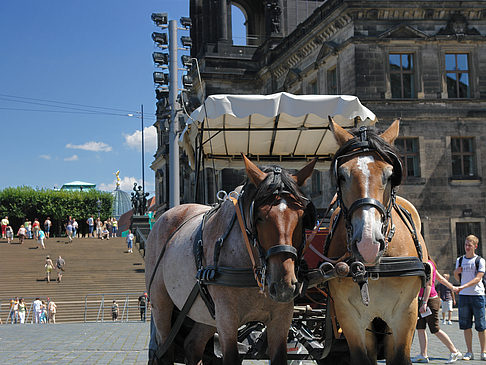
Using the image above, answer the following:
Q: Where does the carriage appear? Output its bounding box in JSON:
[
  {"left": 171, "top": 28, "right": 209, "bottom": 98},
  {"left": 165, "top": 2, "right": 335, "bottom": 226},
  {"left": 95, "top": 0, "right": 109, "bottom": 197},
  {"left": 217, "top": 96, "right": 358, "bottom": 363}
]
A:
[{"left": 146, "top": 93, "right": 428, "bottom": 364}]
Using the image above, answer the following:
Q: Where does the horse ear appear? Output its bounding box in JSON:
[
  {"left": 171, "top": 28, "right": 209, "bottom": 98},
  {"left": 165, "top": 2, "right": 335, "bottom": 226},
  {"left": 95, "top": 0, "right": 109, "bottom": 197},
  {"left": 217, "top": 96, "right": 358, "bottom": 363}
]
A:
[
  {"left": 328, "top": 116, "right": 353, "bottom": 146},
  {"left": 242, "top": 154, "right": 267, "bottom": 187},
  {"left": 380, "top": 119, "right": 400, "bottom": 144},
  {"left": 293, "top": 158, "right": 318, "bottom": 186}
]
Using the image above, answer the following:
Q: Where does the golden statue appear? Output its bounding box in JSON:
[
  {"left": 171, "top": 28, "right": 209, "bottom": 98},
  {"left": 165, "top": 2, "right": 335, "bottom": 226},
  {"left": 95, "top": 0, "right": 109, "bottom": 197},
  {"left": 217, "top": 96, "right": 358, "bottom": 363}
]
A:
[{"left": 114, "top": 170, "right": 121, "bottom": 188}]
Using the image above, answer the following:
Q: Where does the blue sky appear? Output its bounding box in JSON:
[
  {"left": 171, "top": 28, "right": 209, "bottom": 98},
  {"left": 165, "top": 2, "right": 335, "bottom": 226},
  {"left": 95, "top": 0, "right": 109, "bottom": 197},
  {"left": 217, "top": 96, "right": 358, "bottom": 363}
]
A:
[{"left": 0, "top": 1, "right": 190, "bottom": 195}]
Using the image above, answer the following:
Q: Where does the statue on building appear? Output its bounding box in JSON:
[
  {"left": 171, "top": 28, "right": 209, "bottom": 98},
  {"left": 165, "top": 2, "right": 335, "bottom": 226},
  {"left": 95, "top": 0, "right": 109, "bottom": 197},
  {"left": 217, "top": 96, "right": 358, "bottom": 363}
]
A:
[
  {"left": 266, "top": 1, "right": 282, "bottom": 34},
  {"left": 131, "top": 182, "right": 150, "bottom": 215},
  {"left": 114, "top": 170, "right": 121, "bottom": 189}
]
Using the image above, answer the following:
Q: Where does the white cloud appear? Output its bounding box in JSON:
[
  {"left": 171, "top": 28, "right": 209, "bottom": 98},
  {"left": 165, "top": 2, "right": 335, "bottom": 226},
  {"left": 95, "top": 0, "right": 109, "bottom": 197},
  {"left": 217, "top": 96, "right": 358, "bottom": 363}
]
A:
[
  {"left": 98, "top": 176, "right": 154, "bottom": 195},
  {"left": 39, "top": 154, "right": 51, "bottom": 160},
  {"left": 124, "top": 126, "right": 157, "bottom": 152},
  {"left": 64, "top": 154, "right": 79, "bottom": 161},
  {"left": 66, "top": 141, "right": 112, "bottom": 152}
]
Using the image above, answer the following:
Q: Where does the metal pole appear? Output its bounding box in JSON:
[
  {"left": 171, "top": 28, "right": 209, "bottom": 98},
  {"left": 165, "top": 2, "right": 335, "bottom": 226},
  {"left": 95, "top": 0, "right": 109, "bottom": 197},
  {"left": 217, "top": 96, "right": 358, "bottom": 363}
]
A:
[
  {"left": 168, "top": 20, "right": 180, "bottom": 207},
  {"left": 141, "top": 104, "right": 145, "bottom": 209}
]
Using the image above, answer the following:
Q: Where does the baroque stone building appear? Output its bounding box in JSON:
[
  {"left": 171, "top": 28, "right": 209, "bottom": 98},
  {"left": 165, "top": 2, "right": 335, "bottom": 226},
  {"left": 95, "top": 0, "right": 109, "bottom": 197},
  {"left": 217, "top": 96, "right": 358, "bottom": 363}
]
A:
[{"left": 152, "top": 0, "right": 486, "bottom": 271}]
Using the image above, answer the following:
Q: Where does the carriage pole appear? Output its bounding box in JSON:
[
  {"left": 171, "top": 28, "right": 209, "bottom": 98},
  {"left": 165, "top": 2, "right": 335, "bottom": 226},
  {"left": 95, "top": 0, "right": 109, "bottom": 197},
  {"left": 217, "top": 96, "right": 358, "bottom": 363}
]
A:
[{"left": 168, "top": 19, "right": 180, "bottom": 208}]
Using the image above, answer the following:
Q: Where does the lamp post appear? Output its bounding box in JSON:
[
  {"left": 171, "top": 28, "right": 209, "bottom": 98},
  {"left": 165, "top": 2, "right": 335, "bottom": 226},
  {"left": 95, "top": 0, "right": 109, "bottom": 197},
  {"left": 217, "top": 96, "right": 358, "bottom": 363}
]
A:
[
  {"left": 141, "top": 104, "right": 145, "bottom": 206},
  {"left": 96, "top": 199, "right": 101, "bottom": 218}
]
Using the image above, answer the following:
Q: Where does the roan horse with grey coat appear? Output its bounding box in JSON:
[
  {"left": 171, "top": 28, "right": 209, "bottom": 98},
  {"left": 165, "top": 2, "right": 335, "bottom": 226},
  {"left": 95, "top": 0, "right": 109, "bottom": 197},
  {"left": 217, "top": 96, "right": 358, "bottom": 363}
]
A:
[{"left": 145, "top": 155, "right": 317, "bottom": 364}]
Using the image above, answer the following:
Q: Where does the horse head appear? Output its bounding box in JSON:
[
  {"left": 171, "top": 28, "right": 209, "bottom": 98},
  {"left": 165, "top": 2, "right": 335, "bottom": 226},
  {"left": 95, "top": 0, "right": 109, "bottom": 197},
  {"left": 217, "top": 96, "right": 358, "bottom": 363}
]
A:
[
  {"left": 241, "top": 155, "right": 317, "bottom": 302},
  {"left": 329, "top": 118, "right": 402, "bottom": 265}
]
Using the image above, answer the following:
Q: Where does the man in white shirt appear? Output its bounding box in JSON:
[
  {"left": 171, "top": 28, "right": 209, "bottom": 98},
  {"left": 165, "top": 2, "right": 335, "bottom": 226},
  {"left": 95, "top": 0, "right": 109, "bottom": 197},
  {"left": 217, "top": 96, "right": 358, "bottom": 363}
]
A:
[
  {"left": 32, "top": 298, "right": 43, "bottom": 324},
  {"left": 453, "top": 235, "right": 486, "bottom": 361}
]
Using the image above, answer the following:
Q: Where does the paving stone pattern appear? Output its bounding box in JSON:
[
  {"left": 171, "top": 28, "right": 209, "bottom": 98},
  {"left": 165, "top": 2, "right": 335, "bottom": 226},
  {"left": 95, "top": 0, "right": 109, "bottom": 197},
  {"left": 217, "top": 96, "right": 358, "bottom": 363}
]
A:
[{"left": 1, "top": 319, "right": 486, "bottom": 364}]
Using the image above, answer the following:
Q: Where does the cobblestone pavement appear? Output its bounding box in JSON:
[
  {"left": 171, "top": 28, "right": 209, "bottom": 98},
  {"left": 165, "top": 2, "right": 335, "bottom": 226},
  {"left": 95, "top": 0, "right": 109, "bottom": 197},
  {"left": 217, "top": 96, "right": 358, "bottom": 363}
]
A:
[{"left": 1, "top": 318, "right": 486, "bottom": 364}]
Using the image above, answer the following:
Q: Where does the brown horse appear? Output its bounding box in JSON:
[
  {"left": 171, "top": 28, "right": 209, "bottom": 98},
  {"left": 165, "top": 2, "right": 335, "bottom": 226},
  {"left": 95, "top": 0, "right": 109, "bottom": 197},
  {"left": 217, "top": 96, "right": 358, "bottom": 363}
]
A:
[
  {"left": 325, "top": 119, "right": 428, "bottom": 365},
  {"left": 145, "top": 155, "right": 317, "bottom": 364}
]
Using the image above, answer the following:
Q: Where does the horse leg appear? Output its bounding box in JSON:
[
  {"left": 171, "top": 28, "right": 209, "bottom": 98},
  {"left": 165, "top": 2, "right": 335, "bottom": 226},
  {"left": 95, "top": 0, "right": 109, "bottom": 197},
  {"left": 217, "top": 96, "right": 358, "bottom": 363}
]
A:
[
  {"left": 383, "top": 314, "right": 415, "bottom": 365},
  {"left": 214, "top": 312, "right": 240, "bottom": 365},
  {"left": 266, "top": 305, "right": 293, "bottom": 365},
  {"left": 184, "top": 322, "right": 216, "bottom": 365},
  {"left": 150, "top": 283, "right": 175, "bottom": 364}
]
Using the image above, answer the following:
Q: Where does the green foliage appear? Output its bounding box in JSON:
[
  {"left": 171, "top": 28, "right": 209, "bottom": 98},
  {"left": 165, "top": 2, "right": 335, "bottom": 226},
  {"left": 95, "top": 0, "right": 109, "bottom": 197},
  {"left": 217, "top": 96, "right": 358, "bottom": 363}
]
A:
[{"left": 0, "top": 187, "right": 113, "bottom": 236}]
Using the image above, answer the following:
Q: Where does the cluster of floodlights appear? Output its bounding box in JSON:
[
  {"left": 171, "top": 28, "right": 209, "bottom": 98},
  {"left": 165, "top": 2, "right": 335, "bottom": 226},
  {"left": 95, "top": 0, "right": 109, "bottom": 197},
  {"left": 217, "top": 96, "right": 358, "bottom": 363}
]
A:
[{"left": 151, "top": 13, "right": 193, "bottom": 91}]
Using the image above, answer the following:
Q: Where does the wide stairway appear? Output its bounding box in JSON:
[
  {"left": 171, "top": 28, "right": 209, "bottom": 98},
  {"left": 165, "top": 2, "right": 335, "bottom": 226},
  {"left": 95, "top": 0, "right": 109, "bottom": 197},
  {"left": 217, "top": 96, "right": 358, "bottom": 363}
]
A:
[{"left": 0, "top": 235, "right": 148, "bottom": 323}]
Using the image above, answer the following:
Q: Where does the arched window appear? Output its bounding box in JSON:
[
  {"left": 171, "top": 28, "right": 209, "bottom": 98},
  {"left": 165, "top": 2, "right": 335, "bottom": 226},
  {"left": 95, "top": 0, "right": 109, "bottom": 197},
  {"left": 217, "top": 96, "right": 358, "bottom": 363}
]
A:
[{"left": 231, "top": 4, "right": 247, "bottom": 46}]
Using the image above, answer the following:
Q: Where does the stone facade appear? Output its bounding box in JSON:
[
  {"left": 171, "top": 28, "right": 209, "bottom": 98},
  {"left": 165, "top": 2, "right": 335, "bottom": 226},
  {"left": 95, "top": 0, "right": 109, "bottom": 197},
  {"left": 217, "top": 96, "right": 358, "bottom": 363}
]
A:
[{"left": 152, "top": 0, "right": 486, "bottom": 272}]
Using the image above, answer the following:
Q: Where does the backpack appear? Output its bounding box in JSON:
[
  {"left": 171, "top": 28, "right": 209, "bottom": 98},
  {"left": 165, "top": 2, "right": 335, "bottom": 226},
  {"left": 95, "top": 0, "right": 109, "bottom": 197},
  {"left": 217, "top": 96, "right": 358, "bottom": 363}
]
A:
[{"left": 458, "top": 255, "right": 486, "bottom": 290}]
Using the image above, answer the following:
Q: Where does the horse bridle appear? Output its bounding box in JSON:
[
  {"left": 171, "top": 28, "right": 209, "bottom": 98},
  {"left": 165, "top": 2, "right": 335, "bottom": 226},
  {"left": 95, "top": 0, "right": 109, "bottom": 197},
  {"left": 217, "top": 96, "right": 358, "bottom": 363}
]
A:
[
  {"left": 332, "top": 127, "right": 403, "bottom": 256},
  {"left": 239, "top": 167, "right": 316, "bottom": 281}
]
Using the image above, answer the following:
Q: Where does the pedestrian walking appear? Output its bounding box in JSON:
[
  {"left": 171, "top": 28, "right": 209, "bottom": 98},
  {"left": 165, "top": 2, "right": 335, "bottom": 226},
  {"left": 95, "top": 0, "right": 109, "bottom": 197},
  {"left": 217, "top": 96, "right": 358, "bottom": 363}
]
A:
[
  {"left": 138, "top": 292, "right": 148, "bottom": 321},
  {"left": 17, "top": 298, "right": 26, "bottom": 324},
  {"left": 412, "top": 258, "right": 462, "bottom": 363},
  {"left": 437, "top": 273, "right": 455, "bottom": 325},
  {"left": 44, "top": 217, "right": 52, "bottom": 238},
  {"left": 48, "top": 299, "right": 57, "bottom": 323},
  {"left": 127, "top": 229, "right": 134, "bottom": 253},
  {"left": 453, "top": 234, "right": 486, "bottom": 361},
  {"left": 1, "top": 216, "right": 8, "bottom": 239},
  {"left": 40, "top": 301, "right": 48, "bottom": 323},
  {"left": 17, "top": 225, "right": 26, "bottom": 244},
  {"left": 45, "top": 255, "right": 54, "bottom": 282},
  {"left": 56, "top": 255, "right": 65, "bottom": 282},
  {"left": 111, "top": 300, "right": 119, "bottom": 321},
  {"left": 6, "top": 225, "right": 13, "bottom": 243},
  {"left": 32, "top": 218, "right": 41, "bottom": 240},
  {"left": 65, "top": 216, "right": 73, "bottom": 242},
  {"left": 24, "top": 219, "right": 32, "bottom": 239},
  {"left": 38, "top": 229, "right": 46, "bottom": 249},
  {"left": 111, "top": 217, "right": 118, "bottom": 237},
  {"left": 32, "top": 297, "right": 42, "bottom": 324},
  {"left": 96, "top": 218, "right": 102, "bottom": 239},
  {"left": 9, "top": 297, "right": 18, "bottom": 324},
  {"left": 87, "top": 215, "right": 95, "bottom": 237},
  {"left": 72, "top": 218, "right": 78, "bottom": 238}
]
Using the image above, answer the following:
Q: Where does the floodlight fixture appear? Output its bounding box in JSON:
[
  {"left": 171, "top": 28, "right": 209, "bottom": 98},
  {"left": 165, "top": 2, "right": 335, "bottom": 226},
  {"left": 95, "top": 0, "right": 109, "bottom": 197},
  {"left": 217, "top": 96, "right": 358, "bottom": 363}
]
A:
[
  {"left": 180, "top": 36, "right": 192, "bottom": 48},
  {"left": 151, "top": 13, "right": 168, "bottom": 26},
  {"left": 153, "top": 52, "right": 169, "bottom": 66},
  {"left": 182, "top": 75, "right": 193, "bottom": 89},
  {"left": 180, "top": 17, "right": 192, "bottom": 28},
  {"left": 153, "top": 72, "right": 169, "bottom": 85},
  {"left": 181, "top": 55, "right": 193, "bottom": 67},
  {"left": 155, "top": 89, "right": 169, "bottom": 101},
  {"left": 152, "top": 32, "right": 168, "bottom": 45}
]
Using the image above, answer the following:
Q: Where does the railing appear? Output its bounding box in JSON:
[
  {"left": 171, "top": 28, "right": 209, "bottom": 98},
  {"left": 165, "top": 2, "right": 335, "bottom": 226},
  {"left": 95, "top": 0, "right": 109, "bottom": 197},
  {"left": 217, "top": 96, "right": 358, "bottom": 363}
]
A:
[
  {"left": 0, "top": 293, "right": 151, "bottom": 324},
  {"left": 84, "top": 292, "right": 151, "bottom": 323},
  {"left": 135, "top": 227, "right": 148, "bottom": 257}
]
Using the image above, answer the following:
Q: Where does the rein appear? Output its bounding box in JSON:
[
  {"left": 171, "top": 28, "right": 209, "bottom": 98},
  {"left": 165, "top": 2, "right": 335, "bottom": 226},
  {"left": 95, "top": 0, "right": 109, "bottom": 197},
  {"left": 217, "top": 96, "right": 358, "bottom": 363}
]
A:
[{"left": 228, "top": 194, "right": 264, "bottom": 290}]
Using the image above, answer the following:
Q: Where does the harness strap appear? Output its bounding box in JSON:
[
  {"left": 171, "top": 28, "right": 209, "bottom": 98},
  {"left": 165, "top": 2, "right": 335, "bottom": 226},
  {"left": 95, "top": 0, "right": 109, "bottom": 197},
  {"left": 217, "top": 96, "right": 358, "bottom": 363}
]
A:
[
  {"left": 229, "top": 196, "right": 263, "bottom": 289},
  {"left": 154, "top": 282, "right": 200, "bottom": 360},
  {"left": 302, "top": 194, "right": 337, "bottom": 256},
  {"left": 393, "top": 204, "right": 423, "bottom": 262}
]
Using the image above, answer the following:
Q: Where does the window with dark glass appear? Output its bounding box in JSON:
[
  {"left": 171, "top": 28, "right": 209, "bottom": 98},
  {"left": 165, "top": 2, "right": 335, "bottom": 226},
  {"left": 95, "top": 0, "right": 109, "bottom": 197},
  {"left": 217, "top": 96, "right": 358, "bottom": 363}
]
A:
[
  {"left": 451, "top": 137, "right": 477, "bottom": 178},
  {"left": 456, "top": 222, "right": 482, "bottom": 256},
  {"left": 395, "top": 138, "right": 420, "bottom": 178},
  {"left": 389, "top": 53, "right": 415, "bottom": 98},
  {"left": 445, "top": 53, "right": 470, "bottom": 98},
  {"left": 308, "top": 79, "right": 318, "bottom": 94},
  {"left": 327, "top": 67, "right": 337, "bottom": 95}
]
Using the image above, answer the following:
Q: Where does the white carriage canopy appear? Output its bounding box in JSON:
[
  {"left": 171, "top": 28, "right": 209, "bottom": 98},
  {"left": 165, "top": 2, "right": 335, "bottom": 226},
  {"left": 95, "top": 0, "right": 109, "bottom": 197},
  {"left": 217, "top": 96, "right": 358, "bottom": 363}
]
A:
[{"left": 182, "top": 92, "right": 377, "bottom": 170}]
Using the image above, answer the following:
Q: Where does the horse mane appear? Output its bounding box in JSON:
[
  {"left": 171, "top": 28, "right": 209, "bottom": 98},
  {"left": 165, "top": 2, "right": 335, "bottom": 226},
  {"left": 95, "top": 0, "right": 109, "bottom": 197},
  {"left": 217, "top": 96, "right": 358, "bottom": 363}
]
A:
[
  {"left": 242, "top": 165, "right": 309, "bottom": 209},
  {"left": 331, "top": 125, "right": 403, "bottom": 186}
]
